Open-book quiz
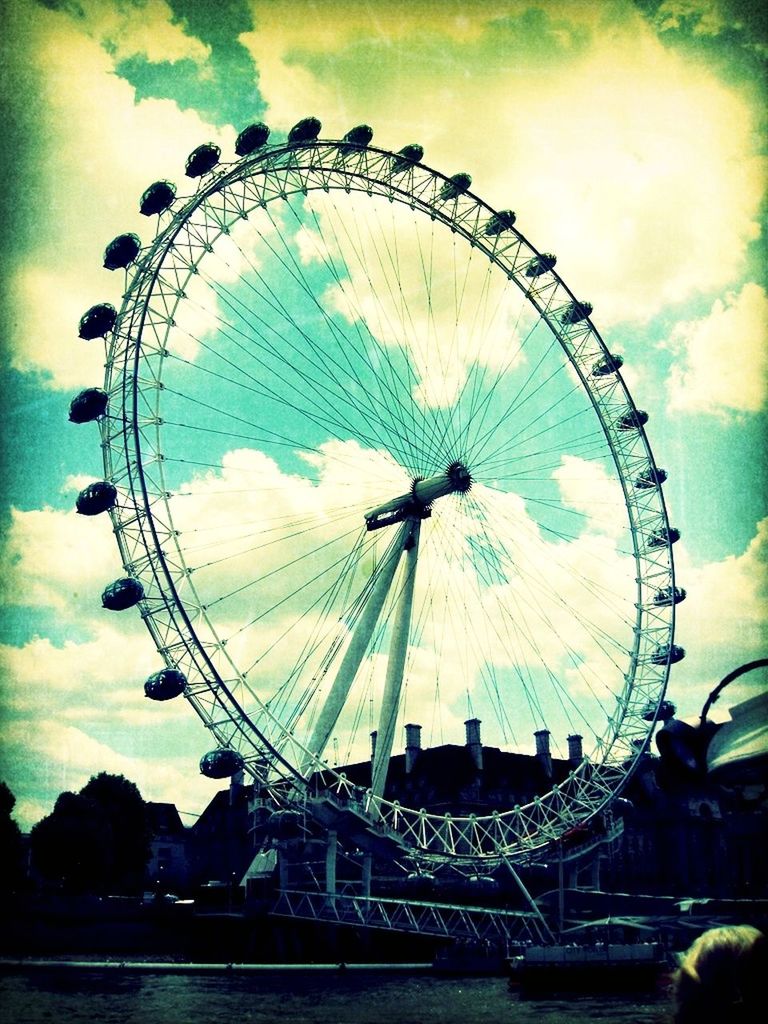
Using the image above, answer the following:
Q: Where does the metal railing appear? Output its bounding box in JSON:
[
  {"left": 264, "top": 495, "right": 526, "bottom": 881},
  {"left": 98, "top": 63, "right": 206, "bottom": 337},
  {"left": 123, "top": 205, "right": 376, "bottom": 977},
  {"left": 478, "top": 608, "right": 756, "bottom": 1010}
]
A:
[{"left": 271, "top": 888, "right": 552, "bottom": 947}]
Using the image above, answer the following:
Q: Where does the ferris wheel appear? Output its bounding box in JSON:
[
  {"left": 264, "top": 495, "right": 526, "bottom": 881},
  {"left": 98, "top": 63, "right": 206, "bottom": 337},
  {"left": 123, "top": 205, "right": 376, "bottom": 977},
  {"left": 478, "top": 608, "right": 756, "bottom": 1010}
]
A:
[{"left": 72, "top": 117, "right": 684, "bottom": 863}]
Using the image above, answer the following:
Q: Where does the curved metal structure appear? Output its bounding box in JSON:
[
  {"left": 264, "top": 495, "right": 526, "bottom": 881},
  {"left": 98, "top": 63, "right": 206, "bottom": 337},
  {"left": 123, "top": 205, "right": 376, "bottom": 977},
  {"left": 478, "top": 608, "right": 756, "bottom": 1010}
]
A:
[{"left": 77, "top": 122, "right": 682, "bottom": 862}]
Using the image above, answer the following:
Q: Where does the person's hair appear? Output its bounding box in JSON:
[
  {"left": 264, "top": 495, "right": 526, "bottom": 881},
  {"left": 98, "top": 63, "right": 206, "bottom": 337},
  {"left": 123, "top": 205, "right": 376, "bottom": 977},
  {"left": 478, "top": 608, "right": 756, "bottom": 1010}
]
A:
[{"left": 673, "top": 925, "right": 766, "bottom": 1023}]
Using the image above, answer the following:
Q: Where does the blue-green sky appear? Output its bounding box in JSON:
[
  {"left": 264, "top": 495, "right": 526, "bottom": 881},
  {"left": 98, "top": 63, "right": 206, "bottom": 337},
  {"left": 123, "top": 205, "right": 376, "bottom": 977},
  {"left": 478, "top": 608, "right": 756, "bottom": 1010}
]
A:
[{"left": 0, "top": 0, "right": 766, "bottom": 829}]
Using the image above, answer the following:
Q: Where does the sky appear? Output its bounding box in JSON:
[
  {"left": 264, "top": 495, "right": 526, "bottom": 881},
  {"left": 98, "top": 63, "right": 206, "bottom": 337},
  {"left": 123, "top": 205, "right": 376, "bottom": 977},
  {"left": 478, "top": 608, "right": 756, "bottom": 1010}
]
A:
[{"left": 0, "top": 0, "right": 766, "bottom": 832}]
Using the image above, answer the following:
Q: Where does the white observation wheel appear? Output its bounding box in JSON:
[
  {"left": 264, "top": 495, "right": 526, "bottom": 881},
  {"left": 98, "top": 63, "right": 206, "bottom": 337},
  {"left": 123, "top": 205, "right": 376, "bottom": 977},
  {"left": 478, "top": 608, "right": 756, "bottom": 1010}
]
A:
[{"left": 72, "top": 119, "right": 684, "bottom": 863}]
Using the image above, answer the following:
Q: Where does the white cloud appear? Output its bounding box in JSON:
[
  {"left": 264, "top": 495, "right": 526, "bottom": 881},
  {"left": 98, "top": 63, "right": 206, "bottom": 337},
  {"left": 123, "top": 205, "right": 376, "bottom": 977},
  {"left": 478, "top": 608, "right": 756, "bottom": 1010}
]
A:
[
  {"left": 1, "top": 422, "right": 644, "bottom": 802},
  {"left": 0, "top": 719, "right": 219, "bottom": 833},
  {"left": 240, "top": 1, "right": 765, "bottom": 326},
  {"left": 666, "top": 518, "right": 768, "bottom": 717},
  {"left": 73, "top": 0, "right": 211, "bottom": 65},
  {"left": 0, "top": 505, "right": 120, "bottom": 611},
  {"left": 552, "top": 456, "right": 627, "bottom": 540},
  {"left": 666, "top": 283, "right": 768, "bottom": 416},
  {"left": 654, "top": 0, "right": 729, "bottom": 37},
  {"left": 5, "top": 6, "right": 234, "bottom": 389},
  {"left": 4, "top": 0, "right": 765, "bottom": 828}
]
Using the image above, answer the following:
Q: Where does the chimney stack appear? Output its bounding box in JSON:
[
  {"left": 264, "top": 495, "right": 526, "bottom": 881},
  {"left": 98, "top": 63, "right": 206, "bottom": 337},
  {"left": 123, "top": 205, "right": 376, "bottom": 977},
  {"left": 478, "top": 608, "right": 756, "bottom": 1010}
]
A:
[
  {"left": 405, "top": 723, "right": 422, "bottom": 774},
  {"left": 567, "top": 733, "right": 583, "bottom": 765},
  {"left": 534, "top": 729, "right": 552, "bottom": 779},
  {"left": 465, "top": 718, "right": 483, "bottom": 771},
  {"left": 229, "top": 769, "right": 244, "bottom": 806}
]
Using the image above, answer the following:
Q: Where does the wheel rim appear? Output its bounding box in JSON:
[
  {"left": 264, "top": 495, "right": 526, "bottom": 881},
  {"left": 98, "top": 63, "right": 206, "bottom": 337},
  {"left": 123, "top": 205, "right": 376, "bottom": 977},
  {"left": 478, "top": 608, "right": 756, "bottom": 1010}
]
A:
[{"left": 100, "top": 138, "right": 679, "bottom": 860}]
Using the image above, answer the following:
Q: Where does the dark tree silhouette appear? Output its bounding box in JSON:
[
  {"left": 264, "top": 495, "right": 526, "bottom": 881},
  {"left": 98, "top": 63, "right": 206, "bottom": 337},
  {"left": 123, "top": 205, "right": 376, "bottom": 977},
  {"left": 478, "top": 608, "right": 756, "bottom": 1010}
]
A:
[
  {"left": 80, "top": 772, "right": 151, "bottom": 893},
  {"left": 30, "top": 773, "right": 151, "bottom": 894},
  {"left": 0, "top": 781, "right": 25, "bottom": 890}
]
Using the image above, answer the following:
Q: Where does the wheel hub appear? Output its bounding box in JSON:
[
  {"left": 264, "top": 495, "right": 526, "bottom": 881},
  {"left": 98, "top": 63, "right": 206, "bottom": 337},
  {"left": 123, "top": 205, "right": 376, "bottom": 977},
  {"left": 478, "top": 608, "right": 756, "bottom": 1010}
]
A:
[{"left": 365, "top": 461, "right": 472, "bottom": 531}]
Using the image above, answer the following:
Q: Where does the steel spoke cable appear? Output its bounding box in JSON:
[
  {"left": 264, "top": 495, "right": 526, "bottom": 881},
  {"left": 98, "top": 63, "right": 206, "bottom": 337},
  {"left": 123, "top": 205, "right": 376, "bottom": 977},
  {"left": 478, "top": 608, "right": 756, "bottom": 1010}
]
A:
[
  {"left": 357, "top": 196, "right": 442, "bottom": 473},
  {"left": 249, "top": 531, "right": 373, "bottom": 728},
  {"left": 470, "top": 380, "right": 592, "bottom": 477},
  {"left": 457, "top": 488, "right": 615, "bottom": 732},
  {"left": 475, "top": 485, "right": 630, "bottom": 552},
  {"left": 465, "top": 334, "right": 576, "bottom": 469},
  {"left": 478, "top": 423, "right": 609, "bottom": 477},
  {"left": 299, "top": 193, "right": 444, "bottom": 475},
  {"left": 297, "top": 196, "right": 421, "bottom": 468},
  {"left": 417, "top": 230, "right": 486, "bottom": 462},
  {"left": 445, "top": 253, "right": 509, "bottom": 463},
  {"left": 476, "top": 400, "right": 605, "bottom": 474},
  {"left": 453, "top": 311, "right": 553, "bottom": 469},
  {"left": 458, "top": 274, "right": 536, "bottom": 457},
  {"left": 320, "top": 190, "right": 457, "bottom": 475},
  {"left": 189, "top": 278, "right": 412, "bottom": 464},
  {"left": 471, "top": 482, "right": 630, "bottom": 611},
  {"left": 501, "top": 489, "right": 633, "bottom": 544},
  {"left": 178, "top": 235, "right": 409, "bottom": 460},
  {"left": 414, "top": 204, "right": 458, "bottom": 452},
  {"left": 199, "top": 521, "right": 363, "bottom": 611},
  {"left": 462, "top": 322, "right": 567, "bottom": 467},
  {"left": 230, "top": 200, "right": 432, "bottom": 468},
  {"left": 163, "top": 341, "right": 409, "bottom": 465},
  {"left": 468, "top": 487, "right": 634, "bottom": 670},
  {"left": 160, "top": 379, "right": 402, "bottom": 473},
  {"left": 182, "top": 504, "right": 360, "bottom": 563},
  {"left": 411, "top": 500, "right": 544, "bottom": 736}
]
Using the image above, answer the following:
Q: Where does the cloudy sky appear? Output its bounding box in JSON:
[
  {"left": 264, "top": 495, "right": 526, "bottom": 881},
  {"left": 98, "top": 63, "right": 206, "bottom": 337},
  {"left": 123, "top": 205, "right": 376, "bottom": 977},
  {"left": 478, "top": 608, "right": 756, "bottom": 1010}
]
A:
[{"left": 0, "top": 0, "right": 766, "bottom": 831}]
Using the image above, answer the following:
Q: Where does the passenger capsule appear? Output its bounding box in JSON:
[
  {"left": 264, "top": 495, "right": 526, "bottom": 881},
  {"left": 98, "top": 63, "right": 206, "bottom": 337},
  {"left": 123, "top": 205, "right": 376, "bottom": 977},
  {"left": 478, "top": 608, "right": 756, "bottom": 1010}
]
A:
[
  {"left": 267, "top": 808, "right": 302, "bottom": 839},
  {"left": 102, "top": 577, "right": 145, "bottom": 611},
  {"left": 635, "top": 465, "right": 667, "bottom": 489},
  {"left": 643, "top": 699, "right": 677, "bottom": 722},
  {"left": 616, "top": 408, "right": 649, "bottom": 430},
  {"left": 339, "top": 124, "right": 373, "bottom": 152},
  {"left": 391, "top": 143, "right": 424, "bottom": 173},
  {"left": 653, "top": 586, "right": 686, "bottom": 607},
  {"left": 651, "top": 643, "right": 686, "bottom": 666},
  {"left": 560, "top": 300, "right": 593, "bottom": 325},
  {"left": 75, "top": 480, "right": 117, "bottom": 516},
  {"left": 235, "top": 122, "right": 270, "bottom": 156},
  {"left": 185, "top": 143, "right": 221, "bottom": 178},
  {"left": 69, "top": 387, "right": 108, "bottom": 423},
  {"left": 144, "top": 667, "right": 187, "bottom": 701},
  {"left": 405, "top": 870, "right": 436, "bottom": 895},
  {"left": 439, "top": 172, "right": 472, "bottom": 201},
  {"left": 484, "top": 210, "right": 516, "bottom": 235},
  {"left": 200, "top": 748, "right": 245, "bottom": 779},
  {"left": 524, "top": 253, "right": 557, "bottom": 278},
  {"left": 139, "top": 180, "right": 176, "bottom": 216},
  {"left": 103, "top": 233, "right": 141, "bottom": 271},
  {"left": 648, "top": 526, "right": 681, "bottom": 548},
  {"left": 78, "top": 303, "right": 117, "bottom": 340},
  {"left": 287, "top": 116, "right": 322, "bottom": 144},
  {"left": 468, "top": 874, "right": 499, "bottom": 892},
  {"left": 592, "top": 353, "right": 624, "bottom": 377}
]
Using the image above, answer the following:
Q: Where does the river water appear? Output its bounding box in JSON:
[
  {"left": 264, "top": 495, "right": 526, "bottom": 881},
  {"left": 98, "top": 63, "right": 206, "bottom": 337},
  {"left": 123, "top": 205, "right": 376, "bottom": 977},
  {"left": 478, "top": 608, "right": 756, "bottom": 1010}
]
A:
[{"left": 1, "top": 968, "right": 670, "bottom": 1023}]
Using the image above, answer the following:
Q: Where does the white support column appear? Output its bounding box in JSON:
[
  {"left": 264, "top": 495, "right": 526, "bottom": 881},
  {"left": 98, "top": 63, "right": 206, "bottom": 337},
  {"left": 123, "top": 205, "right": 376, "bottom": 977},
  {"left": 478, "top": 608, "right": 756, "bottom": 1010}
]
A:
[
  {"left": 325, "top": 829, "right": 337, "bottom": 896},
  {"left": 303, "top": 522, "right": 411, "bottom": 771},
  {"left": 362, "top": 853, "right": 372, "bottom": 899},
  {"left": 371, "top": 519, "right": 421, "bottom": 801}
]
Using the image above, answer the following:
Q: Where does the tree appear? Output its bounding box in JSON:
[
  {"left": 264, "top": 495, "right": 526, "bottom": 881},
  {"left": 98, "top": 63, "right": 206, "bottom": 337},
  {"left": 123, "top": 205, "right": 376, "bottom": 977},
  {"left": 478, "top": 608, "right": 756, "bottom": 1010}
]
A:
[
  {"left": 30, "top": 790, "right": 113, "bottom": 892},
  {"left": 30, "top": 772, "right": 151, "bottom": 894},
  {"left": 0, "top": 781, "right": 25, "bottom": 890},
  {"left": 80, "top": 772, "right": 151, "bottom": 893}
]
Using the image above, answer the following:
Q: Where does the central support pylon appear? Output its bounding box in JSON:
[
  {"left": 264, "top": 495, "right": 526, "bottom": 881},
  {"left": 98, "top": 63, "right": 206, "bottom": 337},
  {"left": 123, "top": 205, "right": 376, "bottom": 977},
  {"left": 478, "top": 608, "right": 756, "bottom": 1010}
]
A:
[
  {"left": 371, "top": 519, "right": 420, "bottom": 801},
  {"left": 303, "top": 462, "right": 471, "bottom": 784}
]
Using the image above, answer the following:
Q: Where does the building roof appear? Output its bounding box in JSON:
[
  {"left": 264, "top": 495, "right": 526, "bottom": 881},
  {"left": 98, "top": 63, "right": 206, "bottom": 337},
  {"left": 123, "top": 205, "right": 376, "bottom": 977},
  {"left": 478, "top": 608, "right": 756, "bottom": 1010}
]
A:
[
  {"left": 146, "top": 801, "right": 186, "bottom": 835},
  {"left": 322, "top": 743, "right": 574, "bottom": 814}
]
